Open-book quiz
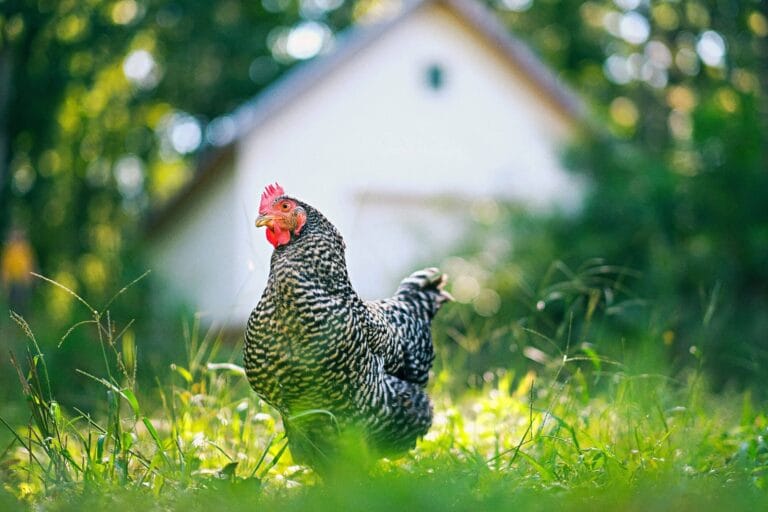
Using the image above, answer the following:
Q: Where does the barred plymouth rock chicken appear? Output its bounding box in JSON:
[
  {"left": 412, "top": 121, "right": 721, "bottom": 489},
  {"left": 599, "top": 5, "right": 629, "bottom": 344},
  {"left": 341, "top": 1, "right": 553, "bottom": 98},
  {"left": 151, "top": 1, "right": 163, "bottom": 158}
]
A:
[{"left": 244, "top": 183, "right": 450, "bottom": 470}]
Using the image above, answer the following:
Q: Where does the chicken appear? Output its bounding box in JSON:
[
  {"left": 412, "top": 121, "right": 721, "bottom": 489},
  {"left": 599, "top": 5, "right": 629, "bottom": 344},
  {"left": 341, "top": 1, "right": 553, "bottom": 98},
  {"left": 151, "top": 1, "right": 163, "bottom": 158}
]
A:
[{"left": 243, "top": 183, "right": 451, "bottom": 470}]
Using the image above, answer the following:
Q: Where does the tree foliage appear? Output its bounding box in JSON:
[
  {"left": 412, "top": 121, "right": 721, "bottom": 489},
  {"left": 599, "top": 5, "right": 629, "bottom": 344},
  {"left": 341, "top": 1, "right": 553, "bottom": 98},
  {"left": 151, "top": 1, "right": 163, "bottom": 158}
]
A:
[
  {"left": 0, "top": 0, "right": 361, "bottom": 312},
  {"left": 1, "top": 0, "right": 766, "bottom": 386},
  {"left": 444, "top": 0, "right": 768, "bottom": 388}
]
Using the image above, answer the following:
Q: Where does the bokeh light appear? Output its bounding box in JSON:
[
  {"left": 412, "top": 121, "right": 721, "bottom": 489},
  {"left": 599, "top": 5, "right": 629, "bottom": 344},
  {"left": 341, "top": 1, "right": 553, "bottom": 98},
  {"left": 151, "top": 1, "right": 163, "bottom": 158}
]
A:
[
  {"left": 114, "top": 155, "right": 145, "bottom": 199},
  {"left": 123, "top": 49, "right": 160, "bottom": 88},
  {"left": 499, "top": 0, "right": 533, "bottom": 12},
  {"left": 285, "top": 21, "right": 332, "bottom": 60},
  {"left": 618, "top": 11, "right": 650, "bottom": 45},
  {"left": 696, "top": 30, "right": 726, "bottom": 67}
]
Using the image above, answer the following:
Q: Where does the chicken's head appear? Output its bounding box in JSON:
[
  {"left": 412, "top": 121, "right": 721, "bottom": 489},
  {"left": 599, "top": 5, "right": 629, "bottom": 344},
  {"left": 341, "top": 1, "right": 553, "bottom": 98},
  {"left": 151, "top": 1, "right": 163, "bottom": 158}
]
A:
[{"left": 255, "top": 183, "right": 307, "bottom": 249}]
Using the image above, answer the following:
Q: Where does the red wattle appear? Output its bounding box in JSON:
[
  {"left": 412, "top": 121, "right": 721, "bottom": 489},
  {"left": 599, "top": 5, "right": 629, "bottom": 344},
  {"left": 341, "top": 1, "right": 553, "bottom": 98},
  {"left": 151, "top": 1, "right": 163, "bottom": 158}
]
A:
[
  {"left": 266, "top": 226, "right": 291, "bottom": 248},
  {"left": 266, "top": 228, "right": 278, "bottom": 248}
]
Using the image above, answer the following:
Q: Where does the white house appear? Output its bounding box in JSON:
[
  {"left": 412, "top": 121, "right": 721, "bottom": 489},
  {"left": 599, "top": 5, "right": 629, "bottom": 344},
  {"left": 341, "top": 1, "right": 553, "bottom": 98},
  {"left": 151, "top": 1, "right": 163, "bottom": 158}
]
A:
[{"left": 145, "top": 0, "right": 585, "bottom": 326}]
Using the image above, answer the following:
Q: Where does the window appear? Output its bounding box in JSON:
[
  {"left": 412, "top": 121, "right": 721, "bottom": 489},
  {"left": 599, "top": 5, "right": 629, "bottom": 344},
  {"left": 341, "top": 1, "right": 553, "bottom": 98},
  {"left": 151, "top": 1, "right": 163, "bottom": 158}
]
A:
[{"left": 425, "top": 63, "right": 446, "bottom": 91}]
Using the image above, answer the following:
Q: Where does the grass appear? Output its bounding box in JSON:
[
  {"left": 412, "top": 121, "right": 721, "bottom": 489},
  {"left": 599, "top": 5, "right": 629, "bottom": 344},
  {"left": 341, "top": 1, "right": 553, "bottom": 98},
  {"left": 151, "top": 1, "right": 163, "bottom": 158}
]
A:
[{"left": 1, "top": 275, "right": 767, "bottom": 511}]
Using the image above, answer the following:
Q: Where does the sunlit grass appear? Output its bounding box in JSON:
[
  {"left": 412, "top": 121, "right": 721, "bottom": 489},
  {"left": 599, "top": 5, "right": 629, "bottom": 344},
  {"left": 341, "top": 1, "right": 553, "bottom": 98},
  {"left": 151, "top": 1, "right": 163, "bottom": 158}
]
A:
[{"left": 1, "top": 275, "right": 766, "bottom": 510}]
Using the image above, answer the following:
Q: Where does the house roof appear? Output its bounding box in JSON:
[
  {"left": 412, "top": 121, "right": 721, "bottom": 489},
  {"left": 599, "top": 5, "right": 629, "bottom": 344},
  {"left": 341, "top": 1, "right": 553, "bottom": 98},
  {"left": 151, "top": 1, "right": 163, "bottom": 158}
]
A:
[{"left": 146, "top": 0, "right": 586, "bottom": 235}]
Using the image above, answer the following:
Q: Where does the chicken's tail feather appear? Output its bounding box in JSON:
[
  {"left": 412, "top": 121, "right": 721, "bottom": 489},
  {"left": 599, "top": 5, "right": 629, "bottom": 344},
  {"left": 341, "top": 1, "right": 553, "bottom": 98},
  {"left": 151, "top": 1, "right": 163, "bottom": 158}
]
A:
[{"left": 396, "top": 267, "right": 452, "bottom": 317}]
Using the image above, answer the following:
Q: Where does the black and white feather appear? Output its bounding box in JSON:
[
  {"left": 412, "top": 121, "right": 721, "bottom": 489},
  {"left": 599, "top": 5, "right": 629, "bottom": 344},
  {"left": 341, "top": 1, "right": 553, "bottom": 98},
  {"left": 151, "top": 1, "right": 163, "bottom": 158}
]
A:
[{"left": 243, "top": 197, "right": 450, "bottom": 469}]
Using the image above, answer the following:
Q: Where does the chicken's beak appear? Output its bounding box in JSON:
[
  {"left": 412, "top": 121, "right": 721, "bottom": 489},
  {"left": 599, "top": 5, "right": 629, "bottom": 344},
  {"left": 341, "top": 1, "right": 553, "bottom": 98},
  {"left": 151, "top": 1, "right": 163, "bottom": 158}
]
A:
[{"left": 255, "top": 214, "right": 273, "bottom": 228}]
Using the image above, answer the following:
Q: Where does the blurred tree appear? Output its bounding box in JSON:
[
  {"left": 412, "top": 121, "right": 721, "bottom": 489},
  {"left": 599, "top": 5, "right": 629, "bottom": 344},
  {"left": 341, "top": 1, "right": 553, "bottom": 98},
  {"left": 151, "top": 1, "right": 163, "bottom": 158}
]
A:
[
  {"left": 0, "top": 0, "right": 350, "bottom": 401},
  {"left": 0, "top": 226, "right": 36, "bottom": 314},
  {"left": 484, "top": 0, "right": 768, "bottom": 388},
  {"left": 0, "top": 0, "right": 765, "bottom": 389},
  {"left": 0, "top": 0, "right": 355, "bottom": 315}
]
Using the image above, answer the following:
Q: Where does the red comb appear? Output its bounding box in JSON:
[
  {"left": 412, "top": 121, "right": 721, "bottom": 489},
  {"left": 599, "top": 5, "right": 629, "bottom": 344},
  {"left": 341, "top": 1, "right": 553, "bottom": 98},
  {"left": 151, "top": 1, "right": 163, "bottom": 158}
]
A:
[{"left": 259, "top": 182, "right": 285, "bottom": 214}]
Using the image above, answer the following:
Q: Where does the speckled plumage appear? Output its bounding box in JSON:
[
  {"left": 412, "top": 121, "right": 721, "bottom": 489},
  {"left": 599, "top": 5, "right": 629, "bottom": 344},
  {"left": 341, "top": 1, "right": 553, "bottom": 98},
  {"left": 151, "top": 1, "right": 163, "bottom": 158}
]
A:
[{"left": 243, "top": 196, "right": 450, "bottom": 469}]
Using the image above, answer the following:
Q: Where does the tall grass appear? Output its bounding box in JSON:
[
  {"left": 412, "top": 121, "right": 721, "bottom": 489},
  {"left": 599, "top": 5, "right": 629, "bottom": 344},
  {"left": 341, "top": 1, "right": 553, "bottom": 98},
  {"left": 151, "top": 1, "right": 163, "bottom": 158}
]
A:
[
  {"left": 1, "top": 273, "right": 766, "bottom": 510},
  {"left": 1, "top": 274, "right": 291, "bottom": 501}
]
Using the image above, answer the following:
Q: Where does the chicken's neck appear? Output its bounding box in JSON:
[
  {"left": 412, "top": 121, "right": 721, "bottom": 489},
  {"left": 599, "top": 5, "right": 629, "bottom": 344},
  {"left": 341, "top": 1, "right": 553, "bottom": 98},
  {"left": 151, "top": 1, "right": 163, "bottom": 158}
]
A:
[{"left": 267, "top": 206, "right": 356, "bottom": 302}]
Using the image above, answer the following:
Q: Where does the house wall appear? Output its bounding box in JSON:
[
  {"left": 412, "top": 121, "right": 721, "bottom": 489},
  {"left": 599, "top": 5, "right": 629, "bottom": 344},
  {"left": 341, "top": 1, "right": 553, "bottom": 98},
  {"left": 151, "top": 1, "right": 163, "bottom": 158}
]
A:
[
  {"left": 158, "top": 2, "right": 582, "bottom": 325},
  {"left": 147, "top": 165, "right": 244, "bottom": 322}
]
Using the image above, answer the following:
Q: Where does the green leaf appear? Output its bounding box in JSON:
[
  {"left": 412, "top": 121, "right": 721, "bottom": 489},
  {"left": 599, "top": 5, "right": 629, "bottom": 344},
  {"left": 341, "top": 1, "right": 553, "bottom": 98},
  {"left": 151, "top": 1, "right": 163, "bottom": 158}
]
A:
[
  {"left": 514, "top": 450, "right": 557, "bottom": 482},
  {"left": 142, "top": 417, "right": 171, "bottom": 467},
  {"left": 581, "top": 345, "right": 602, "bottom": 373},
  {"left": 172, "top": 365, "right": 193, "bottom": 383},
  {"left": 97, "top": 434, "right": 106, "bottom": 460},
  {"left": 121, "top": 432, "right": 134, "bottom": 452},
  {"left": 219, "top": 461, "right": 238, "bottom": 479},
  {"left": 50, "top": 401, "right": 62, "bottom": 427},
  {"left": 121, "top": 388, "right": 140, "bottom": 419}
]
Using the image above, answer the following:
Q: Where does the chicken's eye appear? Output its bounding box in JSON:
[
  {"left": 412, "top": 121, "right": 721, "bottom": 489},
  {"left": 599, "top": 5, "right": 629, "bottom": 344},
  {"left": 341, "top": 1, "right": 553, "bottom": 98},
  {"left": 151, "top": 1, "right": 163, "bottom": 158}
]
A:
[{"left": 280, "top": 202, "right": 291, "bottom": 211}]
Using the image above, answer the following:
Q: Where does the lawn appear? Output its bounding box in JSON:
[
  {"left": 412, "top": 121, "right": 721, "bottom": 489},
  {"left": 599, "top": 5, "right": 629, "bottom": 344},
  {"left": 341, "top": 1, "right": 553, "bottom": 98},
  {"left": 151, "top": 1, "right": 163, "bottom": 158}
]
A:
[{"left": 1, "top": 294, "right": 766, "bottom": 511}]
